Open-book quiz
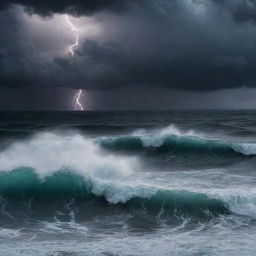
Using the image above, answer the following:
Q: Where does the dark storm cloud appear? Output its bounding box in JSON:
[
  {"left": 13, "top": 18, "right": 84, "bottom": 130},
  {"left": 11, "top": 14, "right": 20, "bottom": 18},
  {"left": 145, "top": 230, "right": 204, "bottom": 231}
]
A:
[
  {"left": 2, "top": 0, "right": 256, "bottom": 22},
  {"left": 214, "top": 0, "right": 256, "bottom": 22},
  {"left": 1, "top": 0, "right": 256, "bottom": 93},
  {"left": 0, "top": 0, "right": 134, "bottom": 16}
]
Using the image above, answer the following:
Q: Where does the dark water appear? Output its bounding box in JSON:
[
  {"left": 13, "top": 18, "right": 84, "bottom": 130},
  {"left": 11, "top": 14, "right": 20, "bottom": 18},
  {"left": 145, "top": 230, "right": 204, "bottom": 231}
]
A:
[{"left": 1, "top": 111, "right": 256, "bottom": 256}]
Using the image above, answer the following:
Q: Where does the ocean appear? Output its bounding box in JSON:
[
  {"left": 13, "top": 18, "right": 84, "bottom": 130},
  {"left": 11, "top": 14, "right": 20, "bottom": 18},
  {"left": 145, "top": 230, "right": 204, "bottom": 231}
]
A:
[{"left": 0, "top": 110, "right": 256, "bottom": 256}]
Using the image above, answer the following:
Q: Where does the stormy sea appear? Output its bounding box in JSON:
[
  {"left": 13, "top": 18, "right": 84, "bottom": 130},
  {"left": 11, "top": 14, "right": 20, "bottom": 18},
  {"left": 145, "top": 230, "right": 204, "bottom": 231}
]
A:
[{"left": 0, "top": 110, "right": 256, "bottom": 256}]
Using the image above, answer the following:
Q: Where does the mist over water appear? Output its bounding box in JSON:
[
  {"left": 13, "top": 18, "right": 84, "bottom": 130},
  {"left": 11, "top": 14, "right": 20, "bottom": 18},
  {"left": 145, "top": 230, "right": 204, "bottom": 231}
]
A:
[{"left": 1, "top": 111, "right": 256, "bottom": 255}]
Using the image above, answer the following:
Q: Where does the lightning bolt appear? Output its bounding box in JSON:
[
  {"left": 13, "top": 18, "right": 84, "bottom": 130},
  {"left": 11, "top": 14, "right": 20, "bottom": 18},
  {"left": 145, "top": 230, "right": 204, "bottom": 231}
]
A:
[
  {"left": 75, "top": 89, "right": 84, "bottom": 111},
  {"left": 65, "top": 14, "right": 84, "bottom": 111}
]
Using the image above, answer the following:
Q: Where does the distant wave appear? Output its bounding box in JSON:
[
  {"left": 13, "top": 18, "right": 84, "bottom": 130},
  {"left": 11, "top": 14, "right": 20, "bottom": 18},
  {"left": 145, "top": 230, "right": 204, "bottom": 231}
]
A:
[{"left": 99, "top": 125, "right": 256, "bottom": 156}]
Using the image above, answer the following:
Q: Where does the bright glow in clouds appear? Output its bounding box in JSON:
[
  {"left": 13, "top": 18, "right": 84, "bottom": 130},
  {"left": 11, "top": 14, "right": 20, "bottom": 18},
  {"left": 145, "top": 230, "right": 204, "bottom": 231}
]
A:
[{"left": 65, "top": 14, "right": 84, "bottom": 111}]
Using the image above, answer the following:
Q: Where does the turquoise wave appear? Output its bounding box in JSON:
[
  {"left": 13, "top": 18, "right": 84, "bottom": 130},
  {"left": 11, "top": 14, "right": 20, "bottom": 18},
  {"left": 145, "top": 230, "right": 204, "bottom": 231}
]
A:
[
  {"left": 0, "top": 169, "right": 229, "bottom": 218},
  {"left": 99, "top": 135, "right": 254, "bottom": 156}
]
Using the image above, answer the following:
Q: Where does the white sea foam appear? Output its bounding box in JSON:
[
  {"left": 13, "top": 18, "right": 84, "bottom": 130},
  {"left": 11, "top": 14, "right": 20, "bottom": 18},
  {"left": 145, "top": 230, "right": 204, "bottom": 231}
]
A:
[
  {"left": 0, "top": 132, "right": 138, "bottom": 180},
  {"left": 89, "top": 178, "right": 157, "bottom": 204},
  {"left": 133, "top": 124, "right": 199, "bottom": 137},
  {"left": 132, "top": 124, "right": 201, "bottom": 147},
  {"left": 0, "top": 228, "right": 21, "bottom": 238},
  {"left": 39, "top": 220, "right": 88, "bottom": 235},
  {"left": 232, "top": 143, "right": 256, "bottom": 156},
  {"left": 208, "top": 190, "right": 256, "bottom": 218},
  {"left": 159, "top": 124, "right": 198, "bottom": 137}
]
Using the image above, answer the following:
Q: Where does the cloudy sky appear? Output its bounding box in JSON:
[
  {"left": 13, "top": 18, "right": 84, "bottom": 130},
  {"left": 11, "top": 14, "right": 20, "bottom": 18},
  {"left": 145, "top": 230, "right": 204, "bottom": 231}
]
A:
[{"left": 1, "top": 0, "right": 256, "bottom": 110}]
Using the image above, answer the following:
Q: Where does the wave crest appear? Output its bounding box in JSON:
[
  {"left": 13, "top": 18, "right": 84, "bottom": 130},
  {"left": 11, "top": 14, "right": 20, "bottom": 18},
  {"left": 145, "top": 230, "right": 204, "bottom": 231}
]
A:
[{"left": 0, "top": 132, "right": 138, "bottom": 179}]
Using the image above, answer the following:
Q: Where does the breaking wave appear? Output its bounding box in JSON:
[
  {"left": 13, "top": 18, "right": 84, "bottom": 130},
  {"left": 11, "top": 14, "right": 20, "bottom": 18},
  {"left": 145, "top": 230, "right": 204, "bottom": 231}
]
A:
[
  {"left": 1, "top": 168, "right": 256, "bottom": 220},
  {"left": 0, "top": 168, "right": 229, "bottom": 218}
]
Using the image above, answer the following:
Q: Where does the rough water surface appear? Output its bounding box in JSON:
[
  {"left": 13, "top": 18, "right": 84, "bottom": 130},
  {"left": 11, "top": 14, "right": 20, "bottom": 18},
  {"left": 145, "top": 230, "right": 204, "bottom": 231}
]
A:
[{"left": 0, "top": 111, "right": 256, "bottom": 256}]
